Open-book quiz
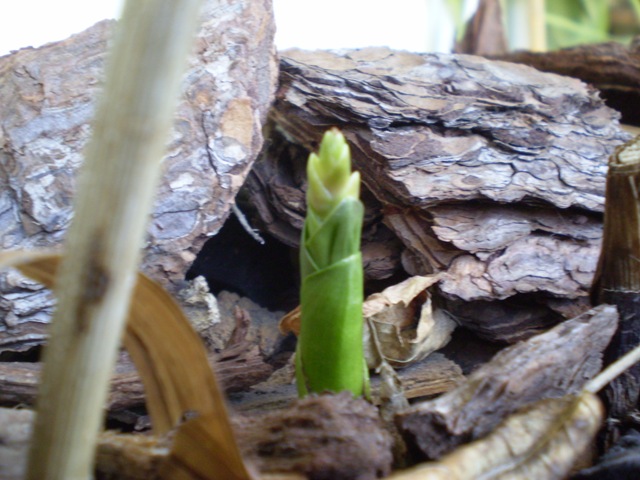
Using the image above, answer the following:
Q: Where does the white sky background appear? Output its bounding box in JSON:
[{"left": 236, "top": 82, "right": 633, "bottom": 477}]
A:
[
  {"left": 0, "top": 0, "right": 474, "bottom": 57},
  {"left": 0, "top": 0, "right": 125, "bottom": 56}
]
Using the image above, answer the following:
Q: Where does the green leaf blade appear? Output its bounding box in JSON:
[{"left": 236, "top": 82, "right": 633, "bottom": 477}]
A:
[{"left": 298, "top": 253, "right": 366, "bottom": 397}]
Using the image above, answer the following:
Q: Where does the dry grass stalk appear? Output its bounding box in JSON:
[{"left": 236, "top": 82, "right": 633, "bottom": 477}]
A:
[
  {"left": 592, "top": 134, "right": 640, "bottom": 446},
  {"left": 25, "top": 0, "right": 203, "bottom": 478}
]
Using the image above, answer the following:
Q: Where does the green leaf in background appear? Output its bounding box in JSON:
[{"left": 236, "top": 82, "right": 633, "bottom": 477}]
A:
[
  {"left": 546, "top": 0, "right": 610, "bottom": 48},
  {"left": 443, "top": 0, "right": 468, "bottom": 42},
  {"left": 296, "top": 128, "right": 368, "bottom": 398},
  {"left": 630, "top": 0, "right": 640, "bottom": 19}
]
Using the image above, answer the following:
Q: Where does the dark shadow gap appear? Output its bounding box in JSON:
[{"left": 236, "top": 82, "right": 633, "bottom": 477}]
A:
[{"left": 186, "top": 213, "right": 299, "bottom": 312}]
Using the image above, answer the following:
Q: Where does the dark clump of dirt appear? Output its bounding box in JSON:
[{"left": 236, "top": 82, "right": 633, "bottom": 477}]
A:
[
  {"left": 235, "top": 392, "right": 394, "bottom": 480},
  {"left": 186, "top": 213, "right": 298, "bottom": 311}
]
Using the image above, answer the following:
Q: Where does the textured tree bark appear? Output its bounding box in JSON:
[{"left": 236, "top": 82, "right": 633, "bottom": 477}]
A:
[
  {"left": 246, "top": 47, "right": 629, "bottom": 342},
  {"left": 592, "top": 135, "right": 640, "bottom": 448},
  {"left": 493, "top": 39, "right": 640, "bottom": 125},
  {"left": 234, "top": 393, "right": 394, "bottom": 479},
  {"left": 0, "top": 351, "right": 462, "bottom": 418},
  {"left": 228, "top": 352, "right": 464, "bottom": 414},
  {"left": 1, "top": 395, "right": 393, "bottom": 480},
  {"left": 395, "top": 304, "right": 618, "bottom": 460},
  {"left": 0, "top": 341, "right": 273, "bottom": 411},
  {"left": 0, "top": 0, "right": 277, "bottom": 353},
  {"left": 0, "top": 303, "right": 616, "bottom": 479}
]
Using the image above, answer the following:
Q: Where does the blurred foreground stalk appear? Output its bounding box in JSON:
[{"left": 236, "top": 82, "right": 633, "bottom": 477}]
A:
[
  {"left": 26, "top": 0, "right": 202, "bottom": 478},
  {"left": 296, "top": 128, "right": 368, "bottom": 397}
]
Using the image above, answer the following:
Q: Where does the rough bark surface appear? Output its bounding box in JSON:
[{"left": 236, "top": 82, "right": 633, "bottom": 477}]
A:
[
  {"left": 235, "top": 393, "right": 394, "bottom": 480},
  {"left": 0, "top": 0, "right": 277, "bottom": 351},
  {"left": 494, "top": 39, "right": 640, "bottom": 126},
  {"left": 1, "top": 395, "right": 393, "bottom": 480},
  {"left": 395, "top": 304, "right": 618, "bottom": 460},
  {"left": 0, "top": 291, "right": 279, "bottom": 412},
  {"left": 229, "top": 352, "right": 464, "bottom": 414},
  {"left": 246, "top": 48, "right": 629, "bottom": 341},
  {"left": 0, "top": 330, "right": 273, "bottom": 412}
]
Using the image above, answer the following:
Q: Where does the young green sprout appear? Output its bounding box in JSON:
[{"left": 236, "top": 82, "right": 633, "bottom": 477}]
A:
[{"left": 296, "top": 128, "right": 369, "bottom": 397}]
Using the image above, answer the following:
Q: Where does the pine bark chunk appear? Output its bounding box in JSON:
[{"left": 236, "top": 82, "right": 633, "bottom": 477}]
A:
[
  {"left": 0, "top": 336, "right": 273, "bottom": 412},
  {"left": 395, "top": 304, "right": 618, "bottom": 460},
  {"left": 235, "top": 393, "right": 393, "bottom": 480},
  {"left": 247, "top": 48, "right": 629, "bottom": 342},
  {"left": 0, "top": 0, "right": 277, "bottom": 352},
  {"left": 493, "top": 39, "right": 640, "bottom": 126},
  {"left": 1, "top": 395, "right": 393, "bottom": 480},
  {"left": 0, "top": 300, "right": 276, "bottom": 412}
]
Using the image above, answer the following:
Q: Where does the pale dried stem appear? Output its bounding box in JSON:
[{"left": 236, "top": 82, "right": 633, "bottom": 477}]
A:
[
  {"left": 26, "top": 0, "right": 203, "bottom": 478},
  {"left": 529, "top": 0, "right": 547, "bottom": 52},
  {"left": 586, "top": 342, "right": 640, "bottom": 394}
]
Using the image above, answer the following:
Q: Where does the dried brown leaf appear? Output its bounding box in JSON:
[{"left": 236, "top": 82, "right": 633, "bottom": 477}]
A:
[
  {"left": 278, "top": 304, "right": 301, "bottom": 336},
  {"left": 160, "top": 412, "right": 258, "bottom": 480},
  {"left": 280, "top": 275, "right": 456, "bottom": 369},
  {"left": 363, "top": 275, "right": 455, "bottom": 368},
  {"left": 388, "top": 392, "right": 603, "bottom": 480},
  {"left": 0, "top": 250, "right": 253, "bottom": 479},
  {"left": 363, "top": 276, "right": 441, "bottom": 317}
]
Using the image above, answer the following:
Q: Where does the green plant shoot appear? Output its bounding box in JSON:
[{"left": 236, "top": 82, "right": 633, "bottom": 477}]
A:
[{"left": 296, "top": 128, "right": 369, "bottom": 398}]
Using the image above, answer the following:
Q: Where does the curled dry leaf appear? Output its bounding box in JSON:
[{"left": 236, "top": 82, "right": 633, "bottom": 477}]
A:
[
  {"left": 388, "top": 392, "right": 603, "bottom": 480},
  {"left": 0, "top": 250, "right": 253, "bottom": 480},
  {"left": 278, "top": 304, "right": 301, "bottom": 336},
  {"left": 362, "top": 274, "right": 455, "bottom": 368},
  {"left": 280, "top": 275, "right": 456, "bottom": 369}
]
